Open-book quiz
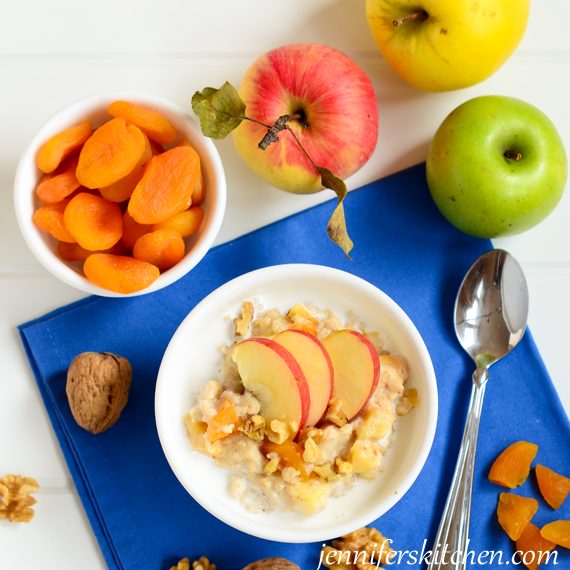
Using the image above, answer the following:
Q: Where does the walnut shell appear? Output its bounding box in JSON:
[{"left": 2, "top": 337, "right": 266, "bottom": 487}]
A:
[
  {"left": 242, "top": 558, "right": 300, "bottom": 570},
  {"left": 66, "top": 352, "right": 132, "bottom": 434}
]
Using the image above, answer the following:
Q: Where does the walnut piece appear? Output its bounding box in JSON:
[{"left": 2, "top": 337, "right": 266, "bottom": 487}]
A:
[
  {"left": 242, "top": 558, "right": 300, "bottom": 570},
  {"left": 322, "top": 527, "right": 394, "bottom": 569},
  {"left": 193, "top": 556, "right": 217, "bottom": 570},
  {"left": 325, "top": 398, "right": 348, "bottom": 427},
  {"left": 170, "top": 557, "right": 216, "bottom": 570},
  {"left": 238, "top": 414, "right": 266, "bottom": 441},
  {"left": 0, "top": 474, "right": 39, "bottom": 523},
  {"left": 234, "top": 301, "right": 255, "bottom": 336},
  {"left": 66, "top": 352, "right": 132, "bottom": 434}
]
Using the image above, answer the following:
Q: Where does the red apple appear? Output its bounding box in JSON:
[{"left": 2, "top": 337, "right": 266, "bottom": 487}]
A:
[
  {"left": 323, "top": 330, "right": 380, "bottom": 420},
  {"left": 273, "top": 329, "right": 334, "bottom": 427},
  {"left": 232, "top": 44, "right": 379, "bottom": 194},
  {"left": 231, "top": 338, "right": 310, "bottom": 431}
]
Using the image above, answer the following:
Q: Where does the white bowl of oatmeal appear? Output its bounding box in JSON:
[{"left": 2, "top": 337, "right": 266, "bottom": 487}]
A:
[{"left": 155, "top": 264, "right": 437, "bottom": 543}]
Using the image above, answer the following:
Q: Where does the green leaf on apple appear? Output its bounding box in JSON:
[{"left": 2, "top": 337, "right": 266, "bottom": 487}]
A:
[
  {"left": 318, "top": 167, "right": 354, "bottom": 258},
  {"left": 191, "top": 82, "right": 246, "bottom": 139}
]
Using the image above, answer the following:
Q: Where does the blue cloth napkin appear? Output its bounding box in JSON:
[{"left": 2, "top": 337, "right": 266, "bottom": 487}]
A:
[{"left": 20, "top": 164, "right": 570, "bottom": 570}]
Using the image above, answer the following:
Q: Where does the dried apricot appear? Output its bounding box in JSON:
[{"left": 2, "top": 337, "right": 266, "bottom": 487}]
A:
[
  {"left": 128, "top": 146, "right": 200, "bottom": 224},
  {"left": 76, "top": 118, "right": 146, "bottom": 189},
  {"left": 152, "top": 207, "right": 204, "bottom": 238},
  {"left": 536, "top": 465, "right": 570, "bottom": 510},
  {"left": 58, "top": 241, "right": 128, "bottom": 262},
  {"left": 541, "top": 520, "right": 570, "bottom": 548},
  {"left": 36, "top": 158, "right": 81, "bottom": 204},
  {"left": 489, "top": 441, "right": 538, "bottom": 488},
  {"left": 99, "top": 136, "right": 152, "bottom": 202},
  {"left": 207, "top": 399, "right": 240, "bottom": 442},
  {"left": 497, "top": 493, "right": 539, "bottom": 540},
  {"left": 133, "top": 229, "right": 185, "bottom": 271},
  {"left": 121, "top": 211, "right": 151, "bottom": 250},
  {"left": 178, "top": 139, "right": 206, "bottom": 205},
  {"left": 107, "top": 100, "right": 177, "bottom": 145},
  {"left": 36, "top": 120, "right": 92, "bottom": 174},
  {"left": 84, "top": 254, "right": 159, "bottom": 294},
  {"left": 64, "top": 193, "right": 123, "bottom": 251},
  {"left": 516, "top": 523, "right": 556, "bottom": 570},
  {"left": 33, "top": 200, "right": 75, "bottom": 243}
]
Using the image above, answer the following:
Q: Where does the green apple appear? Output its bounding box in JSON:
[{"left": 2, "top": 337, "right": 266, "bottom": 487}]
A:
[
  {"left": 366, "top": 0, "right": 530, "bottom": 91},
  {"left": 426, "top": 96, "right": 567, "bottom": 238}
]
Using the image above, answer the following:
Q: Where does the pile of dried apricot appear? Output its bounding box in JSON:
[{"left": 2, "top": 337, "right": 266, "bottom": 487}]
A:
[
  {"left": 489, "top": 441, "right": 570, "bottom": 569},
  {"left": 33, "top": 101, "right": 206, "bottom": 294}
]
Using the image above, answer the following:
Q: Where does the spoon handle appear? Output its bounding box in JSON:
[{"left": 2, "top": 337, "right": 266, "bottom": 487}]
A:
[{"left": 427, "top": 369, "right": 488, "bottom": 570}]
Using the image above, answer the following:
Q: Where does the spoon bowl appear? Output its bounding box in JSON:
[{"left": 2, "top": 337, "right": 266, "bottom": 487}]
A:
[{"left": 455, "top": 249, "right": 529, "bottom": 370}]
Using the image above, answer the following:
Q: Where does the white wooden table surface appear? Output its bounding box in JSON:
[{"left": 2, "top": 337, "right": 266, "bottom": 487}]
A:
[{"left": 1, "top": 1, "right": 569, "bottom": 568}]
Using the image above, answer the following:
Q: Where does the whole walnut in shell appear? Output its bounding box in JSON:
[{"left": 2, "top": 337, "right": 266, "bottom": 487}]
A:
[{"left": 66, "top": 352, "right": 132, "bottom": 434}]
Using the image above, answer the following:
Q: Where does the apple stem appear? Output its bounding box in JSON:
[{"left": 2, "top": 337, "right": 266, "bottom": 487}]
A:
[
  {"left": 392, "top": 10, "right": 428, "bottom": 27},
  {"left": 504, "top": 150, "right": 523, "bottom": 161}
]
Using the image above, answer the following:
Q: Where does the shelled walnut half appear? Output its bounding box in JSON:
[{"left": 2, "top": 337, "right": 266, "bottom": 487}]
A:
[
  {"left": 170, "top": 556, "right": 216, "bottom": 570},
  {"left": 243, "top": 558, "right": 300, "bottom": 570},
  {"left": 321, "top": 527, "right": 394, "bottom": 569},
  {"left": 0, "top": 474, "right": 39, "bottom": 523}
]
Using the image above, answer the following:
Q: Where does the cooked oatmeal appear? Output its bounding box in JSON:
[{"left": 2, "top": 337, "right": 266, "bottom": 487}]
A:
[{"left": 184, "top": 302, "right": 418, "bottom": 515}]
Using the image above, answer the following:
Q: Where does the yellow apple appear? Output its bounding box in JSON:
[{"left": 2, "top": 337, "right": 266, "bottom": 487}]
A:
[{"left": 366, "top": 0, "right": 530, "bottom": 91}]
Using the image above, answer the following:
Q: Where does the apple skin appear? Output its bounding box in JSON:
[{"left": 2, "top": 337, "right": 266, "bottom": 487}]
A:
[
  {"left": 366, "top": 0, "right": 529, "bottom": 91},
  {"left": 273, "top": 329, "right": 334, "bottom": 427},
  {"left": 231, "top": 337, "right": 311, "bottom": 431},
  {"left": 232, "top": 44, "right": 378, "bottom": 194},
  {"left": 427, "top": 96, "right": 568, "bottom": 238},
  {"left": 323, "top": 330, "right": 380, "bottom": 421}
]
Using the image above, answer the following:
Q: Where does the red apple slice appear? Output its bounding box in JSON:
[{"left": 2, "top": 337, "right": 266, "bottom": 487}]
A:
[
  {"left": 323, "top": 329, "right": 380, "bottom": 420},
  {"left": 273, "top": 329, "right": 334, "bottom": 427},
  {"left": 231, "top": 338, "right": 310, "bottom": 431}
]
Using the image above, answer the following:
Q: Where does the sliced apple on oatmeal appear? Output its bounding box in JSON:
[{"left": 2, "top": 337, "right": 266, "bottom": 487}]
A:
[
  {"left": 273, "top": 329, "right": 334, "bottom": 427},
  {"left": 323, "top": 330, "right": 380, "bottom": 421},
  {"left": 231, "top": 338, "right": 310, "bottom": 432}
]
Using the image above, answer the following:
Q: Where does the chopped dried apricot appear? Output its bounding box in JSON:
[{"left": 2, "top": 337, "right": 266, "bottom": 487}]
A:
[
  {"left": 489, "top": 441, "right": 538, "bottom": 489},
  {"left": 207, "top": 399, "right": 240, "bottom": 442},
  {"left": 516, "top": 523, "right": 556, "bottom": 570},
  {"left": 497, "top": 493, "right": 539, "bottom": 540},
  {"left": 152, "top": 207, "right": 204, "bottom": 238},
  {"left": 36, "top": 158, "right": 81, "bottom": 204},
  {"left": 121, "top": 211, "right": 151, "bottom": 250},
  {"left": 262, "top": 440, "right": 307, "bottom": 477},
  {"left": 107, "top": 100, "right": 177, "bottom": 145},
  {"left": 33, "top": 200, "right": 75, "bottom": 243},
  {"left": 541, "top": 520, "right": 570, "bottom": 548},
  {"left": 84, "top": 254, "right": 159, "bottom": 294},
  {"left": 64, "top": 193, "right": 123, "bottom": 251},
  {"left": 76, "top": 118, "right": 146, "bottom": 189},
  {"left": 536, "top": 465, "right": 570, "bottom": 510},
  {"left": 99, "top": 136, "right": 152, "bottom": 202},
  {"left": 128, "top": 146, "right": 200, "bottom": 224},
  {"left": 36, "top": 120, "right": 92, "bottom": 174},
  {"left": 133, "top": 229, "right": 185, "bottom": 271}
]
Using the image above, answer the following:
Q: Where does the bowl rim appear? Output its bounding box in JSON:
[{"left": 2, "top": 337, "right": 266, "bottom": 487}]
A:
[
  {"left": 155, "top": 263, "right": 438, "bottom": 543},
  {"left": 13, "top": 91, "right": 227, "bottom": 297}
]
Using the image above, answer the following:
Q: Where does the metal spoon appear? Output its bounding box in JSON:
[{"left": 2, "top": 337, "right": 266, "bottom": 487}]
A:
[{"left": 428, "top": 249, "right": 529, "bottom": 570}]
